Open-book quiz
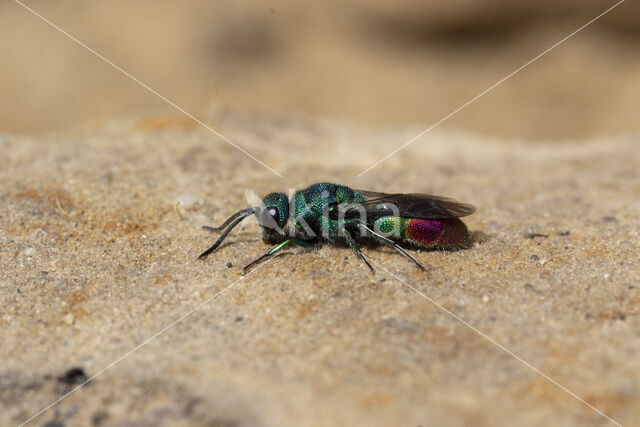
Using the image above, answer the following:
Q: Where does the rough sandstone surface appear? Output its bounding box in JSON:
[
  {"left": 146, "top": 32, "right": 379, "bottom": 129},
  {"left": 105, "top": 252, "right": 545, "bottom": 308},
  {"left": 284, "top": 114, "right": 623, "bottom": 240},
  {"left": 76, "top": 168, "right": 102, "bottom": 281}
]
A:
[{"left": 1, "top": 115, "right": 639, "bottom": 426}]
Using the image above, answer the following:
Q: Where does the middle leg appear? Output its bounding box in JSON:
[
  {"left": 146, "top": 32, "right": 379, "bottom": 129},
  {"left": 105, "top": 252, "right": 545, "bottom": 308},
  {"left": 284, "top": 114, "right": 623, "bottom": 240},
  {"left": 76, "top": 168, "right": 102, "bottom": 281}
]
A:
[{"left": 341, "top": 226, "right": 374, "bottom": 272}]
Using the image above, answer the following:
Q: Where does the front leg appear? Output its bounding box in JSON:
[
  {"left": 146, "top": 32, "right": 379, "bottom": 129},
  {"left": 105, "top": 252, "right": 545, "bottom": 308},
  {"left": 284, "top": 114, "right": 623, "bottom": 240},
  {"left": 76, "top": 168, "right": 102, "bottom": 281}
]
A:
[{"left": 243, "top": 238, "right": 321, "bottom": 274}]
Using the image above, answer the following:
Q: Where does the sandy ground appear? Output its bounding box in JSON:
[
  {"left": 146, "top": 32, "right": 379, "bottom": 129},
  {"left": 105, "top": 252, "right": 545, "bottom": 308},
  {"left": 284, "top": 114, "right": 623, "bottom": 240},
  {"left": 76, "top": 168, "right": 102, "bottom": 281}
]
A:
[{"left": 1, "top": 114, "right": 639, "bottom": 426}]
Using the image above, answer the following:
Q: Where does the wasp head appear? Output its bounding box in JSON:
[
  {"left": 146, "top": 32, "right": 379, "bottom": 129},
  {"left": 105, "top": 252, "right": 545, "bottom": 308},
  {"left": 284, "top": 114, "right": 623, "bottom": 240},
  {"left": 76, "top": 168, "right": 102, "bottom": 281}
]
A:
[{"left": 260, "top": 192, "right": 289, "bottom": 242}]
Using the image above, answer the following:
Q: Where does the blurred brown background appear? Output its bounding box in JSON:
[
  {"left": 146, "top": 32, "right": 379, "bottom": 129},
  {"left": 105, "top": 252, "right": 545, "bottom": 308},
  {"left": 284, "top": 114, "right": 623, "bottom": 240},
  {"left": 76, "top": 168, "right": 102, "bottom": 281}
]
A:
[{"left": 1, "top": 0, "right": 639, "bottom": 139}]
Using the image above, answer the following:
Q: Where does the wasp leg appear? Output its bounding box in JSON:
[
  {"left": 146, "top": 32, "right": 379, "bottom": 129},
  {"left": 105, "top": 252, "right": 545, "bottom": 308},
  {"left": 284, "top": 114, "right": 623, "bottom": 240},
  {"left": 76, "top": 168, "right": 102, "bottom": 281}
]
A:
[
  {"left": 243, "top": 240, "right": 291, "bottom": 274},
  {"left": 243, "top": 238, "right": 321, "bottom": 274},
  {"left": 357, "top": 223, "right": 426, "bottom": 271},
  {"left": 341, "top": 227, "right": 374, "bottom": 272},
  {"left": 291, "top": 238, "right": 322, "bottom": 250}
]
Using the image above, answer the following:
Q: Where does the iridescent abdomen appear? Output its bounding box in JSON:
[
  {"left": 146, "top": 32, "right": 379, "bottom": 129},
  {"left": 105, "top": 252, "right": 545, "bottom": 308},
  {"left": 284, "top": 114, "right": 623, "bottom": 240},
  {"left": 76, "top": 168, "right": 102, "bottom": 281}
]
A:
[
  {"left": 406, "top": 218, "right": 470, "bottom": 249},
  {"left": 372, "top": 216, "right": 470, "bottom": 249}
]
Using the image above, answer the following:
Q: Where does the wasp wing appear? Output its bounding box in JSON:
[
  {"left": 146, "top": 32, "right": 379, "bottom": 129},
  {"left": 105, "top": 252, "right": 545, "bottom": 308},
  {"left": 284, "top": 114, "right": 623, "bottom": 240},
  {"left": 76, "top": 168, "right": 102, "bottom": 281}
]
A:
[{"left": 351, "top": 189, "right": 476, "bottom": 219}]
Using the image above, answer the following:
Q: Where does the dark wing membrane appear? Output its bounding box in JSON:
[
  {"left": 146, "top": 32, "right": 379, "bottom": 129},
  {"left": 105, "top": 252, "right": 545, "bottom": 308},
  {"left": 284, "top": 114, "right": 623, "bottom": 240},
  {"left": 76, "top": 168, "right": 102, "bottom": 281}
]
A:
[{"left": 353, "top": 189, "right": 476, "bottom": 219}]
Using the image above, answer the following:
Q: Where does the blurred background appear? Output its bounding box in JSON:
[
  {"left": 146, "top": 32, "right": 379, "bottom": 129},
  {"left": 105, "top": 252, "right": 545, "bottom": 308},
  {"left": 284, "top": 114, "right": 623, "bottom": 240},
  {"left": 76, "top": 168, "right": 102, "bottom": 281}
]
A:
[{"left": 1, "top": 0, "right": 639, "bottom": 139}]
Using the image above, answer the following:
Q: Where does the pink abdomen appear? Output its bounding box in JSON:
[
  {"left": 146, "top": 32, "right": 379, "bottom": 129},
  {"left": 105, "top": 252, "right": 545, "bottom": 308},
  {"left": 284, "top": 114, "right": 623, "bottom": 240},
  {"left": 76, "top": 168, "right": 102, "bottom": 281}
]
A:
[{"left": 405, "top": 218, "right": 470, "bottom": 249}]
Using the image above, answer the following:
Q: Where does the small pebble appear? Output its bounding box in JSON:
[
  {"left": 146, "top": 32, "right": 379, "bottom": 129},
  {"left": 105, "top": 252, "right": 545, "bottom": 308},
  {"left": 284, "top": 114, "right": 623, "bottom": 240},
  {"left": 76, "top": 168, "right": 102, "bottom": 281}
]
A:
[
  {"left": 530, "top": 255, "right": 540, "bottom": 261},
  {"left": 63, "top": 313, "right": 75, "bottom": 325},
  {"left": 226, "top": 262, "right": 233, "bottom": 268},
  {"left": 58, "top": 367, "right": 88, "bottom": 385},
  {"left": 176, "top": 193, "right": 198, "bottom": 208},
  {"left": 24, "top": 246, "right": 36, "bottom": 256},
  {"left": 41, "top": 419, "right": 64, "bottom": 427},
  {"left": 487, "top": 221, "right": 501, "bottom": 232},
  {"left": 99, "top": 171, "right": 114, "bottom": 184},
  {"left": 525, "top": 233, "right": 548, "bottom": 239},
  {"left": 603, "top": 216, "right": 617, "bottom": 223},
  {"left": 91, "top": 411, "right": 109, "bottom": 426}
]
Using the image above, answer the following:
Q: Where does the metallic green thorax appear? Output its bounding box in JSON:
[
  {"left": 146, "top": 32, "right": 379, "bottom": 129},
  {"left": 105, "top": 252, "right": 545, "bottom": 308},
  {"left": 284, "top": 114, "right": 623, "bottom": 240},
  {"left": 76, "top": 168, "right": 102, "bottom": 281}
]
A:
[
  {"left": 261, "top": 183, "right": 367, "bottom": 243},
  {"left": 293, "top": 183, "right": 366, "bottom": 239}
]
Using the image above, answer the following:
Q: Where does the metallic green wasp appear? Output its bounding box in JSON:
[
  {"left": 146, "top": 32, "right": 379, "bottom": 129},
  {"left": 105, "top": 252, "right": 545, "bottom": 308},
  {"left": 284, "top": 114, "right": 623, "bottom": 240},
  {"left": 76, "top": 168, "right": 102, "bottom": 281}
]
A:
[{"left": 198, "top": 183, "right": 475, "bottom": 273}]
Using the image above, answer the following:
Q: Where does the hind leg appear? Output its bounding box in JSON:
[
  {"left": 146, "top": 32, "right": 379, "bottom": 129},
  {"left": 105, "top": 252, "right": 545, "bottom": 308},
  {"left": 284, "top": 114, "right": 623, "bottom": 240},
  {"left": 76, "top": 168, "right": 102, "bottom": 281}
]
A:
[{"left": 357, "top": 223, "right": 426, "bottom": 270}]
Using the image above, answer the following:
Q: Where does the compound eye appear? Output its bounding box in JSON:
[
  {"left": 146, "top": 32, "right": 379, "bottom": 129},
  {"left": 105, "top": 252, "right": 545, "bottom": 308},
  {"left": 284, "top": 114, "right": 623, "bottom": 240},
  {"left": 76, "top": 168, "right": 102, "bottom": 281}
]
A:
[
  {"left": 262, "top": 207, "right": 281, "bottom": 228},
  {"left": 268, "top": 207, "right": 278, "bottom": 220}
]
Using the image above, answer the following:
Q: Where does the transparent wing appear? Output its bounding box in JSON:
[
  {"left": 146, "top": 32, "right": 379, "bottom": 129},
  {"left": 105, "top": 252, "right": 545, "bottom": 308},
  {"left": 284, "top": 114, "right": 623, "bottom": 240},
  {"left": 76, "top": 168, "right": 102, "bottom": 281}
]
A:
[{"left": 352, "top": 189, "right": 476, "bottom": 219}]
